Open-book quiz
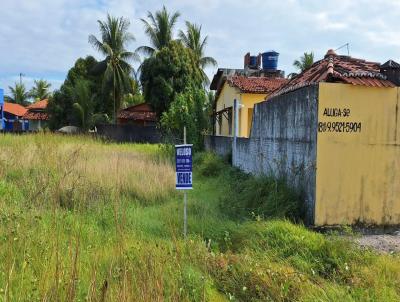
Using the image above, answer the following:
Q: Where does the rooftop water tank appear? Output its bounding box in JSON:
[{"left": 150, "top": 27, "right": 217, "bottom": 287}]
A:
[
  {"left": 249, "top": 56, "right": 257, "bottom": 67},
  {"left": 262, "top": 51, "right": 279, "bottom": 70}
]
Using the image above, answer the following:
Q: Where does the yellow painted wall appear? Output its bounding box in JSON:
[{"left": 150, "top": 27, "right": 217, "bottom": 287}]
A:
[
  {"left": 215, "top": 83, "right": 238, "bottom": 136},
  {"left": 215, "top": 82, "right": 266, "bottom": 137},
  {"left": 315, "top": 83, "right": 400, "bottom": 225}
]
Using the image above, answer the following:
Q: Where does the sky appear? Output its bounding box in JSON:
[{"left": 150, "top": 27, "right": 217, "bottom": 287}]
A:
[{"left": 1, "top": 0, "right": 400, "bottom": 96}]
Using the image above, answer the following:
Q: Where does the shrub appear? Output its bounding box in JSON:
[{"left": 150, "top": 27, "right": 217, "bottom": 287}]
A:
[
  {"left": 226, "top": 220, "right": 364, "bottom": 278},
  {"left": 220, "top": 171, "right": 304, "bottom": 222},
  {"left": 195, "top": 152, "right": 226, "bottom": 177}
]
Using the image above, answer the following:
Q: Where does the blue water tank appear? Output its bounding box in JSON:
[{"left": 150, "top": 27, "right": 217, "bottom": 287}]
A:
[
  {"left": 249, "top": 56, "right": 257, "bottom": 67},
  {"left": 262, "top": 51, "right": 279, "bottom": 70}
]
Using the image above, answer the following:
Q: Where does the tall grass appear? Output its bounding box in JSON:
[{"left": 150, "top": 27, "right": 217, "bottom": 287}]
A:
[{"left": 0, "top": 134, "right": 399, "bottom": 301}]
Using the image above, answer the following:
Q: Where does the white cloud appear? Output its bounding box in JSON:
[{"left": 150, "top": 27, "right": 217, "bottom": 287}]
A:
[{"left": 1, "top": 0, "right": 400, "bottom": 95}]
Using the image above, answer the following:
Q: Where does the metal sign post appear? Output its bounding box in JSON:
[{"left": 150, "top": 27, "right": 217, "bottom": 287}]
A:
[{"left": 175, "top": 127, "right": 193, "bottom": 238}]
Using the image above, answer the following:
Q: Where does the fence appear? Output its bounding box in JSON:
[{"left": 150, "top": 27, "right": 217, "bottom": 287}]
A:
[{"left": 96, "top": 124, "right": 162, "bottom": 143}]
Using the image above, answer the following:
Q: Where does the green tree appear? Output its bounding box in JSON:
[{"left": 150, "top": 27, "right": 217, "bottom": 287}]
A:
[
  {"left": 161, "top": 87, "right": 209, "bottom": 149},
  {"left": 47, "top": 56, "right": 106, "bottom": 130},
  {"left": 29, "top": 79, "right": 51, "bottom": 101},
  {"left": 205, "top": 90, "right": 215, "bottom": 133},
  {"left": 178, "top": 21, "right": 217, "bottom": 84},
  {"left": 71, "top": 80, "right": 108, "bottom": 130},
  {"left": 137, "top": 6, "right": 180, "bottom": 56},
  {"left": 140, "top": 40, "right": 202, "bottom": 116},
  {"left": 71, "top": 80, "right": 93, "bottom": 130},
  {"left": 89, "top": 14, "right": 138, "bottom": 122},
  {"left": 120, "top": 79, "right": 144, "bottom": 109},
  {"left": 290, "top": 52, "right": 314, "bottom": 78},
  {"left": 8, "top": 83, "right": 29, "bottom": 105}
]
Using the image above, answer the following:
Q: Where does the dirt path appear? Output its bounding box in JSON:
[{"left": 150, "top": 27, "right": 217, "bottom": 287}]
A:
[{"left": 355, "top": 232, "right": 400, "bottom": 253}]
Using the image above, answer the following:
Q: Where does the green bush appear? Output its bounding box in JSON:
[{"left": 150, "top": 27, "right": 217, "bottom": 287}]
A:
[
  {"left": 220, "top": 170, "right": 304, "bottom": 222},
  {"left": 194, "top": 152, "right": 304, "bottom": 221},
  {"left": 227, "top": 221, "right": 364, "bottom": 278},
  {"left": 195, "top": 152, "right": 226, "bottom": 177}
]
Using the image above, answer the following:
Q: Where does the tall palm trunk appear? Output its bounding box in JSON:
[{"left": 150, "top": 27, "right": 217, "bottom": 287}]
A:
[{"left": 113, "top": 71, "right": 116, "bottom": 124}]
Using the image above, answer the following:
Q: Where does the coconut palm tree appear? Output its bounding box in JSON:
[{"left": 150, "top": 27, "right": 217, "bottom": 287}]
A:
[
  {"left": 293, "top": 52, "right": 314, "bottom": 72},
  {"left": 137, "top": 6, "right": 180, "bottom": 56},
  {"left": 287, "top": 52, "right": 314, "bottom": 79},
  {"left": 89, "top": 14, "right": 138, "bottom": 122},
  {"left": 30, "top": 79, "right": 51, "bottom": 101},
  {"left": 178, "top": 21, "right": 217, "bottom": 85},
  {"left": 8, "top": 83, "right": 29, "bottom": 105},
  {"left": 71, "top": 80, "right": 109, "bottom": 130}
]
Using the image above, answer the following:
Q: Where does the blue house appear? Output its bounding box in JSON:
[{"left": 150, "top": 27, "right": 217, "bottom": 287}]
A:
[{"left": 0, "top": 89, "right": 29, "bottom": 131}]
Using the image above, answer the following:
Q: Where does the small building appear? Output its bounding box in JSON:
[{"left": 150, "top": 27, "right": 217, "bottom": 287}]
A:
[
  {"left": 210, "top": 52, "right": 288, "bottom": 137},
  {"left": 23, "top": 99, "right": 49, "bottom": 131},
  {"left": 117, "top": 103, "right": 157, "bottom": 126},
  {"left": 1, "top": 102, "right": 28, "bottom": 131}
]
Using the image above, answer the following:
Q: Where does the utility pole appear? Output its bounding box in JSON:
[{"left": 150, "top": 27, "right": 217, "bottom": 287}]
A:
[{"left": 233, "top": 99, "right": 242, "bottom": 166}]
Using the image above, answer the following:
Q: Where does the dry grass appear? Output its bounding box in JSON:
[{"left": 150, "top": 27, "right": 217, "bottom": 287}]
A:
[{"left": 0, "top": 133, "right": 399, "bottom": 301}]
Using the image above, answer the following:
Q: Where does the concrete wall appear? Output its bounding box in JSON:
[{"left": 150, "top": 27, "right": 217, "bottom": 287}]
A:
[
  {"left": 233, "top": 85, "right": 319, "bottom": 224},
  {"left": 316, "top": 83, "right": 400, "bottom": 225},
  {"left": 96, "top": 124, "right": 162, "bottom": 143},
  {"left": 207, "top": 82, "right": 400, "bottom": 226},
  {"left": 204, "top": 135, "right": 232, "bottom": 157},
  {"left": 29, "top": 120, "right": 47, "bottom": 131}
]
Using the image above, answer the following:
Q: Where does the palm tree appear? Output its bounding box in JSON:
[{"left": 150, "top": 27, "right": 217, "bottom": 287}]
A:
[
  {"left": 137, "top": 6, "right": 180, "bottom": 56},
  {"left": 30, "top": 79, "right": 51, "bottom": 101},
  {"left": 89, "top": 14, "right": 138, "bottom": 122},
  {"left": 178, "top": 21, "right": 217, "bottom": 85},
  {"left": 293, "top": 52, "right": 314, "bottom": 72},
  {"left": 72, "top": 80, "right": 109, "bottom": 130},
  {"left": 8, "top": 83, "right": 29, "bottom": 105},
  {"left": 287, "top": 52, "right": 314, "bottom": 79},
  {"left": 72, "top": 80, "right": 93, "bottom": 130}
]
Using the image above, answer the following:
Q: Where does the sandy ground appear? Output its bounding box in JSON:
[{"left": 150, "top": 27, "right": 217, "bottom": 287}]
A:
[{"left": 355, "top": 232, "right": 400, "bottom": 253}]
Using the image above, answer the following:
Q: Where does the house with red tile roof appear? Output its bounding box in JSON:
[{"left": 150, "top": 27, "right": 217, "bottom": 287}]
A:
[
  {"left": 268, "top": 49, "right": 395, "bottom": 99},
  {"left": 23, "top": 99, "right": 49, "bottom": 131},
  {"left": 210, "top": 52, "right": 288, "bottom": 137},
  {"left": 117, "top": 103, "right": 157, "bottom": 126},
  {"left": 0, "top": 102, "right": 29, "bottom": 131}
]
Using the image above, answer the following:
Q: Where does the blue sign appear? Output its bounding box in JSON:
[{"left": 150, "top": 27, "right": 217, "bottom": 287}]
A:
[
  {"left": 0, "top": 88, "right": 4, "bottom": 105},
  {"left": 175, "top": 144, "right": 193, "bottom": 190}
]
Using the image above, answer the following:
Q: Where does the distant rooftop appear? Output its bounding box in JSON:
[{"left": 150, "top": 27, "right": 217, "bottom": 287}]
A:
[
  {"left": 3, "top": 102, "right": 27, "bottom": 117},
  {"left": 27, "top": 99, "right": 48, "bottom": 110},
  {"left": 270, "top": 49, "right": 395, "bottom": 98},
  {"left": 227, "top": 76, "right": 288, "bottom": 94}
]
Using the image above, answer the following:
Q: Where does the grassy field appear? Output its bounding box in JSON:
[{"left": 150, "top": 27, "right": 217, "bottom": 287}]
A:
[{"left": 0, "top": 134, "right": 399, "bottom": 301}]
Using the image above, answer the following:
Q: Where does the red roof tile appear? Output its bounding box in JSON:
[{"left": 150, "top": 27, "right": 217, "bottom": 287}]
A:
[
  {"left": 118, "top": 111, "right": 157, "bottom": 121},
  {"left": 117, "top": 103, "right": 157, "bottom": 121},
  {"left": 27, "top": 99, "right": 48, "bottom": 110},
  {"left": 23, "top": 111, "right": 49, "bottom": 121},
  {"left": 3, "top": 102, "right": 27, "bottom": 117},
  {"left": 271, "top": 49, "right": 395, "bottom": 97},
  {"left": 228, "top": 76, "right": 288, "bottom": 93}
]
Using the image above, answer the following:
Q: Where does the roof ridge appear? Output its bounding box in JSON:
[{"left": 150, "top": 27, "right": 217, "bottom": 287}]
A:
[{"left": 268, "top": 50, "right": 395, "bottom": 98}]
